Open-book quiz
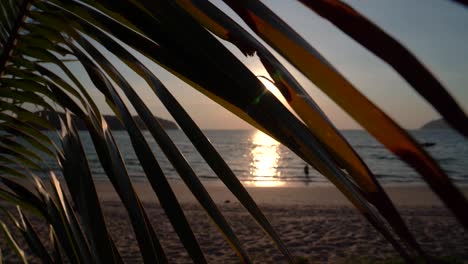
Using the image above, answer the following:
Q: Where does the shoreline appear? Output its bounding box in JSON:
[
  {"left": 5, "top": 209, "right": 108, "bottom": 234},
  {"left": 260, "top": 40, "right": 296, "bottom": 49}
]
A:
[{"left": 94, "top": 181, "right": 468, "bottom": 207}]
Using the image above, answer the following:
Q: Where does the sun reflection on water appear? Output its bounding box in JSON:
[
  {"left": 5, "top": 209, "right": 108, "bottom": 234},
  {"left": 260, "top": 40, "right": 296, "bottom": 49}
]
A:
[{"left": 245, "top": 130, "right": 285, "bottom": 187}]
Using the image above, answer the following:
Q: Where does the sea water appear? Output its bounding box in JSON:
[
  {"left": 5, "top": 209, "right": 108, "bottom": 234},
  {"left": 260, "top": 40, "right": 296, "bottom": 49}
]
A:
[{"left": 29, "top": 129, "right": 468, "bottom": 186}]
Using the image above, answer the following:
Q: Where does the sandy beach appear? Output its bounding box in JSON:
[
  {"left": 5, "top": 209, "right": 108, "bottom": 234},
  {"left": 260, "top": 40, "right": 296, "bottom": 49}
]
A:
[{"left": 2, "top": 182, "right": 468, "bottom": 263}]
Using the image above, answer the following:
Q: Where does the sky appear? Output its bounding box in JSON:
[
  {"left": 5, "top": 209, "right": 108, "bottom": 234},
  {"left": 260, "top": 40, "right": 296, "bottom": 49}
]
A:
[{"left": 79, "top": 0, "right": 468, "bottom": 130}]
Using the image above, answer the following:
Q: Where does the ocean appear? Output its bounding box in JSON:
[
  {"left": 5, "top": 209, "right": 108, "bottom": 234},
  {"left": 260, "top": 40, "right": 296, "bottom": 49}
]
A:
[{"left": 33, "top": 129, "right": 468, "bottom": 187}]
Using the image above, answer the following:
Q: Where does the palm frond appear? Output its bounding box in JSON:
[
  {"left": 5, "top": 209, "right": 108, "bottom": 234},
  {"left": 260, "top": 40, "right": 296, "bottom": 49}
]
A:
[{"left": 221, "top": 0, "right": 468, "bottom": 231}]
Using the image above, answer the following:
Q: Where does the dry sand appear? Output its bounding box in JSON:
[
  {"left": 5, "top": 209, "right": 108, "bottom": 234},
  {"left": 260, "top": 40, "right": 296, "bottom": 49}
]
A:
[{"left": 1, "top": 182, "right": 468, "bottom": 263}]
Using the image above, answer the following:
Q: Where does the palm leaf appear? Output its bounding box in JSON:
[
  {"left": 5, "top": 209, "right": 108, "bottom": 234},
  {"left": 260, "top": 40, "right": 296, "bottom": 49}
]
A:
[
  {"left": 60, "top": 113, "right": 121, "bottom": 263},
  {"left": 296, "top": 0, "right": 468, "bottom": 137},
  {"left": 15, "top": 208, "right": 54, "bottom": 264},
  {"left": 67, "top": 36, "right": 211, "bottom": 263},
  {"left": 175, "top": 1, "right": 429, "bottom": 257},
  {"left": 65, "top": 9, "right": 293, "bottom": 258},
  {"left": 221, "top": 0, "right": 468, "bottom": 230},
  {"left": 0, "top": 220, "right": 28, "bottom": 263}
]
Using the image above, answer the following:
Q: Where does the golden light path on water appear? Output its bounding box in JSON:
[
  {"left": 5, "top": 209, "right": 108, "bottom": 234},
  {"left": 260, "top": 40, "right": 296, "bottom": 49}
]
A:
[{"left": 245, "top": 130, "right": 286, "bottom": 187}]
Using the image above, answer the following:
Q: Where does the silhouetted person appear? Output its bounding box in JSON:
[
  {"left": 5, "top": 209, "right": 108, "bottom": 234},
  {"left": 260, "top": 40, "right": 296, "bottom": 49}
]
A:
[
  {"left": 303, "top": 164, "right": 310, "bottom": 186},
  {"left": 304, "top": 164, "right": 309, "bottom": 177}
]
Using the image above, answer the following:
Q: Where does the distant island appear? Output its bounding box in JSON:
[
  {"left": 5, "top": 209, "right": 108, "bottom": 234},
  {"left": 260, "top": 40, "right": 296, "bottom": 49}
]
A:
[
  {"left": 420, "top": 118, "right": 449, "bottom": 130},
  {"left": 36, "top": 111, "right": 178, "bottom": 130}
]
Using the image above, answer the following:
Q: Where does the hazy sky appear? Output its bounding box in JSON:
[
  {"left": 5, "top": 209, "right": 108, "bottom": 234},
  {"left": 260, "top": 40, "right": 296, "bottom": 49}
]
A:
[{"left": 81, "top": 0, "right": 468, "bottom": 130}]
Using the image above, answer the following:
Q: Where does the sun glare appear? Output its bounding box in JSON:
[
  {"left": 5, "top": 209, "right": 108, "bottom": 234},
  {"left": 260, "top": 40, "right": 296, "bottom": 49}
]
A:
[
  {"left": 258, "top": 77, "right": 288, "bottom": 105},
  {"left": 246, "top": 130, "right": 285, "bottom": 187}
]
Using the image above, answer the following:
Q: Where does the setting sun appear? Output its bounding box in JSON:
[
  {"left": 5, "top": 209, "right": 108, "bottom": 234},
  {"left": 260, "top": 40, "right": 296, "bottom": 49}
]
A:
[{"left": 258, "top": 76, "right": 288, "bottom": 106}]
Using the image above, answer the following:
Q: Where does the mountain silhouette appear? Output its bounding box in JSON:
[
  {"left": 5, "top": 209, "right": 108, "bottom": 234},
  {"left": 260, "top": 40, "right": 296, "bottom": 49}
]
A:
[{"left": 35, "top": 111, "right": 178, "bottom": 130}]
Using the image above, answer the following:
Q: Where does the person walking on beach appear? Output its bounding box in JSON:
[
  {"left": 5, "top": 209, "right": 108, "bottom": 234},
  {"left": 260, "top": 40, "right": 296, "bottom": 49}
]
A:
[{"left": 304, "top": 164, "right": 309, "bottom": 177}]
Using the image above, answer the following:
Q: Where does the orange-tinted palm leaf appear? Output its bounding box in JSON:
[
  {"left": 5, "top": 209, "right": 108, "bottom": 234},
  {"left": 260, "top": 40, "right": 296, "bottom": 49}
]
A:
[
  {"left": 297, "top": 0, "right": 468, "bottom": 138},
  {"left": 223, "top": 0, "right": 468, "bottom": 229},
  {"left": 175, "top": 1, "right": 429, "bottom": 257}
]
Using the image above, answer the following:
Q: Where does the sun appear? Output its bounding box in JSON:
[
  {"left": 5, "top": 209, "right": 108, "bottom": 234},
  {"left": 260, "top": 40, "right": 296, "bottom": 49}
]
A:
[{"left": 258, "top": 76, "right": 288, "bottom": 106}]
